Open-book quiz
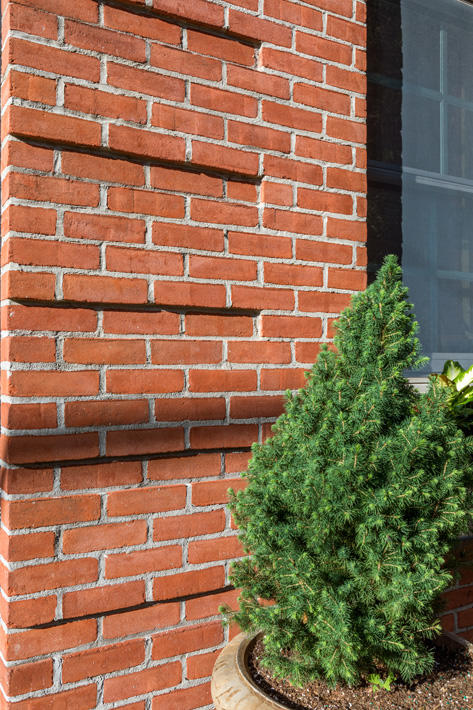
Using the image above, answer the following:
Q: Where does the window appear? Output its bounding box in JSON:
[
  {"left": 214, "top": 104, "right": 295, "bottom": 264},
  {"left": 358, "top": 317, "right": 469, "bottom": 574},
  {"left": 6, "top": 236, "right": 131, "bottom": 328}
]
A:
[{"left": 367, "top": 0, "right": 473, "bottom": 374}]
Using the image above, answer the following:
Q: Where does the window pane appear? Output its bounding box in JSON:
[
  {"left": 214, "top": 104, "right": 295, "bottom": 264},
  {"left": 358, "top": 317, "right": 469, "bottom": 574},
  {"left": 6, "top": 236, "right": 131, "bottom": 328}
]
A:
[{"left": 447, "top": 106, "right": 473, "bottom": 180}]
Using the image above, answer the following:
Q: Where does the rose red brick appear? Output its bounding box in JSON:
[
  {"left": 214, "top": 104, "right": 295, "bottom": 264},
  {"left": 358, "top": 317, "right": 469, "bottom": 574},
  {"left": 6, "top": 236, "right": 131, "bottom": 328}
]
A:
[
  {"left": 190, "top": 423, "right": 257, "bottom": 449},
  {"left": 65, "top": 19, "right": 146, "bottom": 62},
  {"left": 154, "top": 566, "right": 225, "bottom": 601},
  {"left": 64, "top": 338, "right": 146, "bottom": 365},
  {"left": 298, "top": 188, "right": 353, "bottom": 215},
  {"left": 148, "top": 453, "right": 221, "bottom": 481},
  {"left": 103, "top": 311, "right": 179, "bottom": 335},
  {"left": 5, "top": 173, "right": 99, "bottom": 207},
  {"left": 3, "top": 432, "right": 100, "bottom": 465},
  {"left": 64, "top": 212, "right": 146, "bottom": 244},
  {"left": 1, "top": 530, "right": 55, "bottom": 562},
  {"left": 62, "top": 639, "right": 146, "bottom": 683},
  {"left": 4, "top": 370, "right": 99, "bottom": 398},
  {"left": 6, "top": 37, "right": 100, "bottom": 81},
  {"left": 189, "top": 255, "right": 257, "bottom": 281},
  {"left": 151, "top": 0, "right": 224, "bottom": 27},
  {"left": 2, "top": 140, "right": 54, "bottom": 172},
  {"left": 327, "top": 267, "right": 367, "bottom": 291},
  {"left": 151, "top": 340, "right": 222, "bottom": 365},
  {"left": 103, "top": 5, "right": 181, "bottom": 42},
  {"left": 9, "top": 685, "right": 98, "bottom": 708},
  {"left": 230, "top": 394, "right": 285, "bottom": 419},
  {"left": 106, "top": 369, "right": 183, "bottom": 395},
  {"left": 108, "top": 484, "right": 186, "bottom": 517},
  {"left": 2, "top": 621, "right": 95, "bottom": 662},
  {"left": 2, "top": 270, "right": 56, "bottom": 301},
  {"left": 155, "top": 280, "right": 226, "bottom": 308},
  {"left": 231, "top": 284, "right": 295, "bottom": 310},
  {"left": 150, "top": 43, "right": 221, "bottom": 81},
  {"left": 187, "top": 650, "right": 219, "bottom": 679},
  {"left": 229, "top": 231, "right": 292, "bottom": 259},
  {"left": 228, "top": 10, "right": 292, "bottom": 47},
  {"left": 228, "top": 341, "right": 291, "bottom": 364},
  {"left": 153, "top": 223, "right": 224, "bottom": 251},
  {"left": 261, "top": 47, "right": 324, "bottom": 83},
  {"left": 2, "top": 595, "right": 57, "bottom": 629},
  {"left": 63, "top": 520, "right": 147, "bottom": 554},
  {"left": 187, "top": 30, "right": 254, "bottom": 66},
  {"left": 2, "top": 494, "right": 100, "bottom": 530},
  {"left": 154, "top": 510, "right": 225, "bottom": 541},
  {"left": 5, "top": 70, "right": 56, "bottom": 106},
  {"left": 185, "top": 588, "right": 240, "bottom": 621},
  {"left": 262, "top": 315, "right": 322, "bottom": 338},
  {"left": 103, "top": 661, "right": 181, "bottom": 704},
  {"left": 62, "top": 152, "right": 144, "bottom": 186},
  {"left": 227, "top": 64, "right": 290, "bottom": 99},
  {"left": 5, "top": 4, "right": 56, "bottom": 40},
  {"left": 9, "top": 0, "right": 98, "bottom": 21},
  {"left": 103, "top": 603, "right": 180, "bottom": 640},
  {"left": 295, "top": 136, "right": 352, "bottom": 165},
  {"left": 189, "top": 369, "right": 257, "bottom": 393},
  {"left": 191, "top": 83, "right": 258, "bottom": 118},
  {"left": 4, "top": 658, "right": 53, "bottom": 696},
  {"left": 108, "top": 125, "right": 186, "bottom": 164},
  {"left": 188, "top": 536, "right": 243, "bottom": 564},
  {"left": 261, "top": 368, "right": 307, "bottom": 390},
  {"left": 8, "top": 558, "right": 98, "bottom": 595},
  {"left": 152, "top": 621, "right": 223, "bottom": 660},
  {"left": 60, "top": 461, "right": 142, "bottom": 491},
  {"left": 150, "top": 165, "right": 222, "bottom": 197},
  {"left": 227, "top": 181, "right": 258, "bottom": 203},
  {"left": 263, "top": 208, "right": 323, "bottom": 236},
  {"left": 63, "top": 581, "right": 145, "bottom": 618},
  {"left": 7, "top": 105, "right": 100, "bottom": 149},
  {"left": 296, "top": 239, "right": 353, "bottom": 264},
  {"left": 263, "top": 101, "right": 322, "bottom": 134},
  {"left": 327, "top": 66, "right": 366, "bottom": 94},
  {"left": 2, "top": 204, "right": 56, "bottom": 237},
  {"left": 0, "top": 467, "right": 54, "bottom": 495},
  {"left": 105, "top": 545, "right": 182, "bottom": 579},
  {"left": 192, "top": 141, "right": 259, "bottom": 177},
  {"left": 152, "top": 683, "right": 212, "bottom": 709},
  {"left": 63, "top": 274, "right": 148, "bottom": 305},
  {"left": 265, "top": 262, "right": 323, "bottom": 287},
  {"left": 2, "top": 402, "right": 57, "bottom": 430},
  {"left": 151, "top": 103, "right": 223, "bottom": 140},
  {"left": 108, "top": 186, "right": 185, "bottom": 219},
  {"left": 107, "top": 62, "right": 185, "bottom": 101},
  {"left": 106, "top": 246, "right": 183, "bottom": 276},
  {"left": 299, "top": 290, "right": 352, "bottom": 313}
]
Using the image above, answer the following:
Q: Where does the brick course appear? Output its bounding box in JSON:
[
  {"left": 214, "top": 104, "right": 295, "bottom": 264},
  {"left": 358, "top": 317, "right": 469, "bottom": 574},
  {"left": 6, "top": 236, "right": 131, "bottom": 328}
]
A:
[{"left": 1, "top": 1, "right": 468, "bottom": 708}]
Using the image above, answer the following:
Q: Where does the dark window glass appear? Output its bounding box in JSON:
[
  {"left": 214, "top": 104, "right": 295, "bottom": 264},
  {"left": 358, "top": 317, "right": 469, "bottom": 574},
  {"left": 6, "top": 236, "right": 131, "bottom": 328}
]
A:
[{"left": 367, "top": 0, "right": 473, "bottom": 373}]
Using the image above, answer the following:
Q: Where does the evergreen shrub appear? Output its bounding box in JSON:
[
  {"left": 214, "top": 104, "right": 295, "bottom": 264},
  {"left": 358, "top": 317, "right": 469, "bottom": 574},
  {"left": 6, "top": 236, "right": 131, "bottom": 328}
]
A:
[{"left": 225, "top": 256, "right": 473, "bottom": 687}]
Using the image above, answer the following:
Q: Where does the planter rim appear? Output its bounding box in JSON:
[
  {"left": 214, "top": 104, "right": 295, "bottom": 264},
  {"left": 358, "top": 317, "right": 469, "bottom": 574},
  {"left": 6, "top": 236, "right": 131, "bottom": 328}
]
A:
[{"left": 212, "top": 629, "right": 473, "bottom": 710}]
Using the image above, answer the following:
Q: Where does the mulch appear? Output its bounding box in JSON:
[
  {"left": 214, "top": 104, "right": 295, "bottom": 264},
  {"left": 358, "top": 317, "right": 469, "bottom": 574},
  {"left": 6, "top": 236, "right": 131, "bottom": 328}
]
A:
[{"left": 248, "top": 635, "right": 473, "bottom": 709}]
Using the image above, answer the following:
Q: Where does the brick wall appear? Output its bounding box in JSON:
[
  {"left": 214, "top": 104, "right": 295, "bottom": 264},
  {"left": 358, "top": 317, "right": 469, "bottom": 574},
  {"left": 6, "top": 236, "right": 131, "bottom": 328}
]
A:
[{"left": 0, "top": 0, "right": 468, "bottom": 708}]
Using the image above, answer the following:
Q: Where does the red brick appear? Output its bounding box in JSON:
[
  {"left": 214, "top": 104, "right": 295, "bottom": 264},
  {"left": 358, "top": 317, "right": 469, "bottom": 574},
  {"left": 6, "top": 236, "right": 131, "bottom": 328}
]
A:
[
  {"left": 103, "top": 603, "right": 180, "bottom": 640},
  {"left": 188, "top": 535, "right": 243, "bottom": 564},
  {"left": 443, "top": 586, "right": 473, "bottom": 612},
  {"left": 61, "top": 461, "right": 142, "bottom": 491},
  {"left": 65, "top": 19, "right": 146, "bottom": 62},
  {"left": 294, "top": 83, "right": 351, "bottom": 115},
  {"left": 2, "top": 140, "right": 53, "bottom": 172},
  {"left": 298, "top": 188, "right": 353, "bottom": 215},
  {"left": 190, "top": 255, "right": 257, "bottom": 281},
  {"left": 261, "top": 47, "right": 323, "bottom": 83},
  {"left": 229, "top": 231, "right": 292, "bottom": 259},
  {"left": 151, "top": 340, "right": 222, "bottom": 365},
  {"left": 263, "top": 101, "right": 322, "bottom": 134},
  {"left": 151, "top": 103, "right": 224, "bottom": 140},
  {"left": 261, "top": 368, "right": 308, "bottom": 390},
  {"left": 227, "top": 64, "right": 290, "bottom": 99},
  {"left": 192, "top": 478, "right": 247, "bottom": 507},
  {"left": 5, "top": 172, "right": 99, "bottom": 207},
  {"left": 6, "top": 37, "right": 100, "bottom": 81},
  {"left": 155, "top": 280, "right": 226, "bottom": 308},
  {"left": 107, "top": 61, "right": 185, "bottom": 101},
  {"left": 148, "top": 453, "right": 221, "bottom": 481},
  {"left": 108, "top": 485, "right": 187, "bottom": 517},
  {"left": 188, "top": 651, "right": 219, "bottom": 679},
  {"left": 2, "top": 304, "right": 95, "bottom": 333},
  {"left": 265, "top": 262, "right": 323, "bottom": 287},
  {"left": 152, "top": 683, "right": 212, "bottom": 710},
  {"left": 262, "top": 315, "right": 322, "bottom": 338},
  {"left": 154, "top": 510, "right": 225, "bottom": 541},
  {"left": 2, "top": 494, "right": 100, "bottom": 530},
  {"left": 150, "top": 165, "right": 222, "bottom": 197},
  {"left": 2, "top": 402, "right": 57, "bottom": 430},
  {"left": 1, "top": 530, "right": 55, "bottom": 562},
  {"left": 152, "top": 621, "right": 223, "bottom": 660},
  {"left": 62, "top": 152, "right": 144, "bottom": 186},
  {"left": 229, "top": 10, "right": 292, "bottom": 47},
  {"left": 63, "top": 581, "right": 145, "bottom": 618},
  {"left": 228, "top": 341, "right": 291, "bottom": 364},
  {"left": 150, "top": 43, "right": 221, "bottom": 81},
  {"left": 326, "top": 66, "right": 366, "bottom": 94},
  {"left": 190, "top": 423, "right": 257, "bottom": 449},
  {"left": 230, "top": 395, "right": 285, "bottom": 419},
  {"left": 299, "top": 290, "right": 352, "bottom": 313},
  {"left": 8, "top": 0, "right": 98, "bottom": 22},
  {"left": 103, "top": 311, "right": 179, "bottom": 335},
  {"left": 6, "top": 105, "right": 100, "bottom": 149},
  {"left": 263, "top": 208, "right": 323, "bottom": 236},
  {"left": 4, "top": 619, "right": 95, "bottom": 662},
  {"left": 157, "top": 394, "right": 227, "bottom": 422},
  {"left": 185, "top": 587, "right": 240, "bottom": 621},
  {"left": 106, "top": 245, "right": 183, "bottom": 276},
  {"left": 191, "top": 84, "right": 258, "bottom": 118},
  {"left": 192, "top": 141, "right": 259, "bottom": 177},
  {"left": 103, "top": 5, "right": 181, "bottom": 42},
  {"left": 0, "top": 467, "right": 54, "bottom": 495},
  {"left": 231, "top": 284, "right": 295, "bottom": 310},
  {"left": 2, "top": 595, "right": 56, "bottom": 629},
  {"left": 8, "top": 558, "right": 98, "bottom": 596},
  {"left": 265, "top": 0, "right": 323, "bottom": 28},
  {"left": 67, "top": 83, "right": 146, "bottom": 124},
  {"left": 63, "top": 274, "right": 148, "bottom": 304},
  {"left": 103, "top": 661, "right": 181, "bottom": 704},
  {"left": 227, "top": 181, "right": 258, "bottom": 203},
  {"left": 2, "top": 204, "right": 56, "bottom": 237},
  {"left": 5, "top": 69, "right": 56, "bottom": 106},
  {"left": 188, "top": 30, "right": 254, "bottom": 66},
  {"left": 1, "top": 336, "right": 55, "bottom": 364},
  {"left": 230, "top": 121, "right": 291, "bottom": 154},
  {"left": 327, "top": 15, "right": 366, "bottom": 46},
  {"left": 64, "top": 338, "right": 146, "bottom": 365},
  {"left": 63, "top": 521, "right": 148, "bottom": 554},
  {"left": 106, "top": 369, "right": 183, "bottom": 395},
  {"left": 64, "top": 212, "right": 146, "bottom": 244},
  {"left": 327, "top": 268, "right": 367, "bottom": 291},
  {"left": 186, "top": 314, "right": 254, "bottom": 337},
  {"left": 154, "top": 566, "right": 225, "bottom": 601},
  {"left": 264, "top": 155, "right": 323, "bottom": 185},
  {"left": 153, "top": 223, "right": 224, "bottom": 252},
  {"left": 66, "top": 399, "right": 149, "bottom": 428},
  {"left": 296, "top": 239, "right": 353, "bottom": 264},
  {"left": 108, "top": 185, "right": 185, "bottom": 219},
  {"left": 2, "top": 270, "right": 56, "bottom": 301},
  {"left": 327, "top": 218, "right": 367, "bottom": 242},
  {"left": 189, "top": 369, "right": 257, "bottom": 393},
  {"left": 327, "top": 167, "right": 366, "bottom": 193},
  {"left": 4, "top": 658, "right": 53, "bottom": 696},
  {"left": 109, "top": 124, "right": 186, "bottom": 164},
  {"left": 2, "top": 433, "right": 100, "bottom": 465},
  {"left": 295, "top": 136, "right": 353, "bottom": 164},
  {"left": 296, "top": 341, "right": 324, "bottom": 362},
  {"left": 4, "top": 237, "right": 99, "bottom": 270},
  {"left": 4, "top": 370, "right": 99, "bottom": 397},
  {"left": 62, "top": 639, "right": 146, "bottom": 683},
  {"left": 151, "top": 0, "right": 225, "bottom": 28},
  {"left": 296, "top": 31, "right": 352, "bottom": 65}
]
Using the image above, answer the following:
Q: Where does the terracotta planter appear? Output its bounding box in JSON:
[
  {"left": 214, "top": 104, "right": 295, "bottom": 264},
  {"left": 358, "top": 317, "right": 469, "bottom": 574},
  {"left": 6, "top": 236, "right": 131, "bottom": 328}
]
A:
[{"left": 211, "top": 630, "right": 473, "bottom": 710}]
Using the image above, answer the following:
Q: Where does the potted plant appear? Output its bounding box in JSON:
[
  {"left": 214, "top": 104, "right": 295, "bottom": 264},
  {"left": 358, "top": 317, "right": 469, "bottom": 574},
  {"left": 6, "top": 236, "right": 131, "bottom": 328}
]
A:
[{"left": 212, "top": 256, "right": 473, "bottom": 709}]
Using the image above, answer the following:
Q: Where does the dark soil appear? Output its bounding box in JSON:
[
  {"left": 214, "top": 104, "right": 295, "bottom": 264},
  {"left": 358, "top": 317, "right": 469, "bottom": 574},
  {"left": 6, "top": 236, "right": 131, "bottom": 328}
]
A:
[{"left": 248, "top": 636, "right": 473, "bottom": 709}]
